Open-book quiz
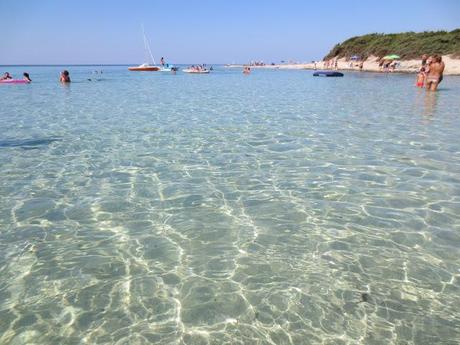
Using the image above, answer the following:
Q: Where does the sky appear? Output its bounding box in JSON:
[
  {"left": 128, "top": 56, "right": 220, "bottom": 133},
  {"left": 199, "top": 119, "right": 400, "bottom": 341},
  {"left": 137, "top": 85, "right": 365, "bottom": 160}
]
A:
[{"left": 0, "top": 0, "right": 459, "bottom": 65}]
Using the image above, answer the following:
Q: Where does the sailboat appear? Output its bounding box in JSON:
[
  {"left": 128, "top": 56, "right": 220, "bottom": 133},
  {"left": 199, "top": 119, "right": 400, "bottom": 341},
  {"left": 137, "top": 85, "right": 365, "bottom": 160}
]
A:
[{"left": 128, "top": 26, "right": 160, "bottom": 71}]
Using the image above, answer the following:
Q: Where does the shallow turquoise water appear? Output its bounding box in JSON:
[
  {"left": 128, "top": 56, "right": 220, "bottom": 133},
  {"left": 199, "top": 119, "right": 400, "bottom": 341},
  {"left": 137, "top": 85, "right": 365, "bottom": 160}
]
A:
[{"left": 0, "top": 66, "right": 460, "bottom": 344}]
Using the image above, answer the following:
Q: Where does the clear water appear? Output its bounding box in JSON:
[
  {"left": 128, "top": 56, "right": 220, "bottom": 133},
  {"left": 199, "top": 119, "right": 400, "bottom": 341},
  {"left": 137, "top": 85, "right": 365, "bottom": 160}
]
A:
[{"left": 1, "top": 66, "right": 459, "bottom": 345}]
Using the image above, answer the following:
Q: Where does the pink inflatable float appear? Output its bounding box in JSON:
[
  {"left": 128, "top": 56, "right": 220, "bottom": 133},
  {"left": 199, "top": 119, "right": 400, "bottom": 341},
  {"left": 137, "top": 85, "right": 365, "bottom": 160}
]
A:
[{"left": 0, "top": 79, "right": 31, "bottom": 84}]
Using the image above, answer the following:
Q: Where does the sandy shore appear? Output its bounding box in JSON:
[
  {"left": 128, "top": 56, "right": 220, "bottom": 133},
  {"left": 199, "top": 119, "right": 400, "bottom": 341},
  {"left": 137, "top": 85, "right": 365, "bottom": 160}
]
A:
[{"left": 226, "top": 55, "right": 460, "bottom": 75}]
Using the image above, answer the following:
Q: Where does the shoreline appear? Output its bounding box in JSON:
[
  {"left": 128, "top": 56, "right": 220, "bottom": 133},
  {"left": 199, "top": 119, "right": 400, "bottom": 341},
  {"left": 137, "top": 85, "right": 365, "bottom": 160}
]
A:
[{"left": 226, "top": 55, "right": 460, "bottom": 75}]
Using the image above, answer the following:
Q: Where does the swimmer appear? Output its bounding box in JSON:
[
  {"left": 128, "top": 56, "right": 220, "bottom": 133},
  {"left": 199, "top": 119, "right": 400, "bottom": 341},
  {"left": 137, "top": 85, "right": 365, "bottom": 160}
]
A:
[
  {"left": 23, "top": 72, "right": 32, "bottom": 82},
  {"left": 60, "top": 70, "right": 71, "bottom": 83},
  {"left": 1, "top": 72, "right": 12, "bottom": 80}
]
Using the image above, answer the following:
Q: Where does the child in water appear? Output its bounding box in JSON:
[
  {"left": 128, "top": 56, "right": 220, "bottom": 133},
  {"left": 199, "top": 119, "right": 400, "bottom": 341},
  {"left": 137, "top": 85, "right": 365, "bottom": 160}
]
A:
[{"left": 415, "top": 67, "right": 426, "bottom": 88}]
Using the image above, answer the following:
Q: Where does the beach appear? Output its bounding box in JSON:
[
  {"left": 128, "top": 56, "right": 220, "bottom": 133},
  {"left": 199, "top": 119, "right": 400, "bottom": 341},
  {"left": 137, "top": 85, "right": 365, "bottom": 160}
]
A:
[
  {"left": 227, "top": 54, "right": 460, "bottom": 75},
  {"left": 1, "top": 66, "right": 460, "bottom": 344}
]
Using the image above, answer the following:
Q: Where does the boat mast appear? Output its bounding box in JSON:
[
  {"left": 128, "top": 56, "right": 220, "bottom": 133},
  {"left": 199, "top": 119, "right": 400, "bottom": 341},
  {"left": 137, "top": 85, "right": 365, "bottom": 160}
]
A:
[{"left": 142, "top": 24, "right": 156, "bottom": 65}]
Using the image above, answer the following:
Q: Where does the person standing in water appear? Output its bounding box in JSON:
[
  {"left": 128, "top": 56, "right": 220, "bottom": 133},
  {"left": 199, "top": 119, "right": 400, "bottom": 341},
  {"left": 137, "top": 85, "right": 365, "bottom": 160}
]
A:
[
  {"left": 60, "top": 70, "right": 71, "bottom": 83},
  {"left": 415, "top": 67, "right": 426, "bottom": 87},
  {"left": 438, "top": 55, "right": 445, "bottom": 84},
  {"left": 160, "top": 57, "right": 165, "bottom": 66},
  {"left": 425, "top": 55, "right": 444, "bottom": 91}
]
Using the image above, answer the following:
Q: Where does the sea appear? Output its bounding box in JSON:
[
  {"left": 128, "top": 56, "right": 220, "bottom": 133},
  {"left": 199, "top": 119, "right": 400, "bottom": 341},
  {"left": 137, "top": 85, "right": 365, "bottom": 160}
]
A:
[{"left": 0, "top": 65, "right": 459, "bottom": 344}]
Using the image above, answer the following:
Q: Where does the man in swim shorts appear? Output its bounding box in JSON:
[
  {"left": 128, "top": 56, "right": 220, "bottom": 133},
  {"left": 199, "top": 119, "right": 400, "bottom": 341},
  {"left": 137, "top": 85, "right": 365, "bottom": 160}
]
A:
[{"left": 425, "top": 55, "right": 444, "bottom": 91}]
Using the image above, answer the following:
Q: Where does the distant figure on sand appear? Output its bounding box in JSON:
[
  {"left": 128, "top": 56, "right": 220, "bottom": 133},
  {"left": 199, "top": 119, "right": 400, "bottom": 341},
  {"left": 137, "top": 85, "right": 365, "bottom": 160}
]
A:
[
  {"left": 383, "top": 60, "right": 390, "bottom": 72},
  {"left": 359, "top": 61, "right": 364, "bottom": 71},
  {"left": 23, "top": 72, "right": 32, "bottom": 82},
  {"left": 425, "top": 55, "right": 444, "bottom": 91},
  {"left": 389, "top": 61, "right": 396, "bottom": 72},
  {"left": 1, "top": 72, "right": 12, "bottom": 80},
  {"left": 60, "top": 70, "right": 71, "bottom": 83}
]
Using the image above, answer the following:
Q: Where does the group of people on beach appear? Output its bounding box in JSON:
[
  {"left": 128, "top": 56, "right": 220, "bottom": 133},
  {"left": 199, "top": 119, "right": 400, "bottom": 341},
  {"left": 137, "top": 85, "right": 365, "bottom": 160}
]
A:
[
  {"left": 415, "top": 54, "right": 445, "bottom": 91},
  {"left": 249, "top": 61, "right": 266, "bottom": 66},
  {"left": 323, "top": 59, "right": 338, "bottom": 70},
  {"left": 379, "top": 60, "right": 399, "bottom": 72},
  {"left": 321, "top": 59, "right": 365, "bottom": 71},
  {"left": 0, "top": 72, "right": 32, "bottom": 82}
]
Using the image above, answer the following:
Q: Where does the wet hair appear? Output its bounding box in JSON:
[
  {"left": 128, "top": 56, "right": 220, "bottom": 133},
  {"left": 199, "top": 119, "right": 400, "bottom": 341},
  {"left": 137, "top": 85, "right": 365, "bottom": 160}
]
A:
[
  {"left": 23, "top": 72, "right": 31, "bottom": 81},
  {"left": 63, "top": 70, "right": 69, "bottom": 76}
]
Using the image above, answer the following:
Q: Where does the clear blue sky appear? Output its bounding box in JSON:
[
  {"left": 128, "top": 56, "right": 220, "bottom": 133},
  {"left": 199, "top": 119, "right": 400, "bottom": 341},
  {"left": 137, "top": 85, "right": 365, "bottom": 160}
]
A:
[{"left": 1, "top": 0, "right": 459, "bottom": 64}]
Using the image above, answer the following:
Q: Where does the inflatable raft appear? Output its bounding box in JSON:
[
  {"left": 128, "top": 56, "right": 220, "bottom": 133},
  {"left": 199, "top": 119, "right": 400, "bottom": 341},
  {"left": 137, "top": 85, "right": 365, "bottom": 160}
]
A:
[
  {"left": 313, "top": 71, "right": 344, "bottom": 77},
  {"left": 0, "top": 79, "right": 31, "bottom": 84},
  {"left": 183, "top": 69, "right": 210, "bottom": 74}
]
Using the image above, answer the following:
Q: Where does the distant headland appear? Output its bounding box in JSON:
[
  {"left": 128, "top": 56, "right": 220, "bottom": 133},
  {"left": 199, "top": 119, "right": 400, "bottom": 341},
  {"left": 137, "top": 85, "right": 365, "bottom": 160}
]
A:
[
  {"left": 227, "top": 29, "right": 460, "bottom": 75},
  {"left": 324, "top": 29, "right": 460, "bottom": 60}
]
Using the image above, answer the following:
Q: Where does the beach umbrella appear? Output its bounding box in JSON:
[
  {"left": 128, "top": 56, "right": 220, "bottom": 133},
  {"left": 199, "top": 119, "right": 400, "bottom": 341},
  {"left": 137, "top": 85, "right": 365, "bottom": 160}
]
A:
[
  {"left": 351, "top": 55, "right": 360, "bottom": 60},
  {"left": 383, "top": 54, "right": 400, "bottom": 60}
]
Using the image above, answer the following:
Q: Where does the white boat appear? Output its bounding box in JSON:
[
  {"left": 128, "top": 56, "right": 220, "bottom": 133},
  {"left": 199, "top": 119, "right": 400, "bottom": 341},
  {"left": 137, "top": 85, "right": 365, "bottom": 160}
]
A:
[
  {"left": 159, "top": 65, "right": 178, "bottom": 72},
  {"left": 128, "top": 26, "right": 160, "bottom": 72}
]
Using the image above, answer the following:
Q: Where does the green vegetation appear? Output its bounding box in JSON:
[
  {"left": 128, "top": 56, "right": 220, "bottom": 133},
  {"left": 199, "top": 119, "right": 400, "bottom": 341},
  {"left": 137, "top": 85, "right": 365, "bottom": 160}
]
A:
[{"left": 324, "top": 29, "right": 460, "bottom": 60}]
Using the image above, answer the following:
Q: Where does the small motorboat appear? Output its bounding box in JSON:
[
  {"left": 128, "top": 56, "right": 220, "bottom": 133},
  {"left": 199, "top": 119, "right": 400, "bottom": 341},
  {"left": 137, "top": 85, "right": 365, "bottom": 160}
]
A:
[
  {"left": 128, "top": 63, "right": 161, "bottom": 71},
  {"left": 313, "top": 71, "right": 344, "bottom": 77},
  {"left": 0, "top": 79, "right": 31, "bottom": 84},
  {"left": 159, "top": 65, "right": 178, "bottom": 72}
]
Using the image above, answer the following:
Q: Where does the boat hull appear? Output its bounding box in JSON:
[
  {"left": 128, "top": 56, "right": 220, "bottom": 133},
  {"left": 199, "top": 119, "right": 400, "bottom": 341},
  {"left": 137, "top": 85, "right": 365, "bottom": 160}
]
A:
[{"left": 128, "top": 66, "right": 161, "bottom": 71}]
